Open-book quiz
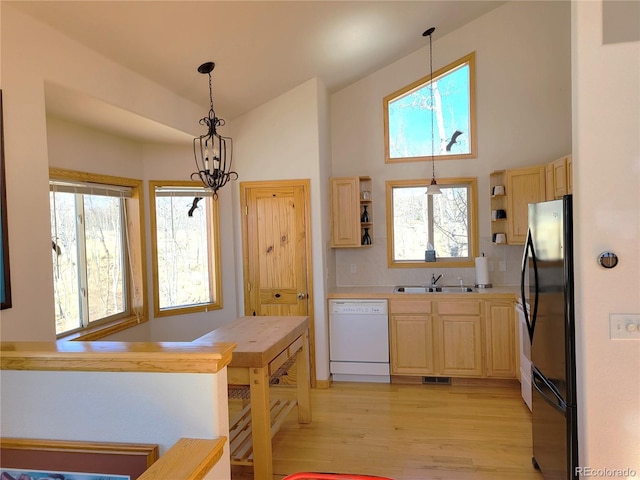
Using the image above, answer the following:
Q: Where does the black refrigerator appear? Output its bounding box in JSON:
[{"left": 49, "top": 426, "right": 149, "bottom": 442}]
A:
[{"left": 520, "top": 195, "right": 578, "bottom": 479}]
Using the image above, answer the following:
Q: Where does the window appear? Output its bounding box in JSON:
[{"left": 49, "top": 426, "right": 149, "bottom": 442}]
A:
[
  {"left": 386, "top": 178, "right": 479, "bottom": 268},
  {"left": 149, "top": 181, "right": 222, "bottom": 316},
  {"left": 49, "top": 169, "right": 146, "bottom": 337},
  {"left": 384, "top": 52, "right": 476, "bottom": 163}
]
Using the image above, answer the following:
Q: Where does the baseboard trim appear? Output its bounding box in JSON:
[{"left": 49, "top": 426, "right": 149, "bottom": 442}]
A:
[
  {"left": 391, "top": 375, "right": 519, "bottom": 387},
  {"left": 315, "top": 378, "right": 332, "bottom": 389}
]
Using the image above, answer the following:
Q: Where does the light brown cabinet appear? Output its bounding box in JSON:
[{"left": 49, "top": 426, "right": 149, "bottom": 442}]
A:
[
  {"left": 436, "top": 300, "right": 483, "bottom": 377},
  {"left": 330, "top": 176, "right": 372, "bottom": 248},
  {"left": 389, "top": 299, "right": 435, "bottom": 375},
  {"left": 506, "top": 165, "right": 546, "bottom": 245},
  {"left": 389, "top": 298, "right": 515, "bottom": 379},
  {"left": 493, "top": 155, "right": 572, "bottom": 245},
  {"left": 545, "top": 154, "right": 572, "bottom": 200},
  {"left": 484, "top": 300, "right": 516, "bottom": 378}
]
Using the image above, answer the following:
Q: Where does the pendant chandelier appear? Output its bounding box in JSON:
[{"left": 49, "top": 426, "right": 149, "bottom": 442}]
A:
[
  {"left": 423, "top": 27, "right": 442, "bottom": 195},
  {"left": 192, "top": 61, "right": 237, "bottom": 199}
]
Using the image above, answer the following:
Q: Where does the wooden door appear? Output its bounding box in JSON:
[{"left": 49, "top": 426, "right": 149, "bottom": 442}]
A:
[
  {"left": 242, "top": 180, "right": 311, "bottom": 316},
  {"left": 241, "top": 180, "right": 315, "bottom": 382}
]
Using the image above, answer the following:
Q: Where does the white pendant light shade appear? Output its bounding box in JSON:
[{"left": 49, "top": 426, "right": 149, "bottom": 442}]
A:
[{"left": 426, "top": 178, "right": 442, "bottom": 195}]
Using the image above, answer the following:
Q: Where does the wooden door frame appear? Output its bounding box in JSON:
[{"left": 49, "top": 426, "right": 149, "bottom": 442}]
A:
[{"left": 240, "top": 179, "right": 316, "bottom": 386}]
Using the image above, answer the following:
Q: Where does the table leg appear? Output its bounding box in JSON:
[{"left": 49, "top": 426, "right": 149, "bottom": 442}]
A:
[
  {"left": 249, "top": 366, "right": 272, "bottom": 479},
  {"left": 296, "top": 330, "right": 312, "bottom": 424}
]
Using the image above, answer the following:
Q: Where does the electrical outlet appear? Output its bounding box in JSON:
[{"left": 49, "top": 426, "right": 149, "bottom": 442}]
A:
[
  {"left": 609, "top": 314, "right": 640, "bottom": 340},
  {"left": 350, "top": 264, "right": 357, "bottom": 274}
]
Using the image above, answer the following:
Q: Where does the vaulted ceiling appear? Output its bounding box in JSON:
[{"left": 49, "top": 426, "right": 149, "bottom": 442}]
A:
[{"left": 8, "top": 1, "right": 505, "bottom": 141}]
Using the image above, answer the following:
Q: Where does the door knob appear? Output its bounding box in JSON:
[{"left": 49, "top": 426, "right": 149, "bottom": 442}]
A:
[{"left": 297, "top": 293, "right": 306, "bottom": 300}]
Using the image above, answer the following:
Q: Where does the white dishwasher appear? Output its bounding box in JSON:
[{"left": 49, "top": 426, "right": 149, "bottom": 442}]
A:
[{"left": 329, "top": 299, "right": 390, "bottom": 383}]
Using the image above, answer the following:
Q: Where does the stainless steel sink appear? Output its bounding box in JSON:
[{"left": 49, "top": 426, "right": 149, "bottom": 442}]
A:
[
  {"left": 435, "top": 286, "right": 475, "bottom": 293},
  {"left": 393, "top": 286, "right": 432, "bottom": 293},
  {"left": 393, "top": 285, "right": 475, "bottom": 293}
]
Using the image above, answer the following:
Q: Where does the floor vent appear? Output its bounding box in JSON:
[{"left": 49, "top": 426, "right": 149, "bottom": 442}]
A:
[{"left": 422, "top": 376, "right": 451, "bottom": 385}]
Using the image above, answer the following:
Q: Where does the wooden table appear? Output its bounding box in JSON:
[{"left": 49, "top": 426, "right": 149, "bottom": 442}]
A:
[{"left": 195, "top": 316, "right": 312, "bottom": 478}]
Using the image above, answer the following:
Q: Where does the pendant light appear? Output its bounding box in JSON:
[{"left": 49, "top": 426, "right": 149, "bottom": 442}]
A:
[
  {"left": 423, "top": 27, "right": 442, "bottom": 195},
  {"left": 191, "top": 61, "right": 237, "bottom": 199}
]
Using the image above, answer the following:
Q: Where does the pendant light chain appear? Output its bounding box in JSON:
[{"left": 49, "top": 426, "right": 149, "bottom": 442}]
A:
[
  {"left": 423, "top": 27, "right": 441, "bottom": 195},
  {"left": 208, "top": 71, "right": 214, "bottom": 113},
  {"left": 429, "top": 30, "right": 435, "bottom": 181}
]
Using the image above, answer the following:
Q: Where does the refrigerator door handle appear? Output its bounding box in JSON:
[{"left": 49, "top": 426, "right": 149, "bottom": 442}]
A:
[
  {"left": 532, "top": 367, "right": 566, "bottom": 414},
  {"left": 521, "top": 229, "right": 539, "bottom": 343}
]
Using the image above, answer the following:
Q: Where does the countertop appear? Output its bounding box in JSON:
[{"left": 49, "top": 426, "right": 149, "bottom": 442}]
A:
[{"left": 328, "top": 285, "right": 520, "bottom": 299}]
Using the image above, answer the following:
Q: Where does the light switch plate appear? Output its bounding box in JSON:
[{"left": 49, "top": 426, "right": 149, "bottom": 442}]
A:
[{"left": 609, "top": 314, "right": 640, "bottom": 339}]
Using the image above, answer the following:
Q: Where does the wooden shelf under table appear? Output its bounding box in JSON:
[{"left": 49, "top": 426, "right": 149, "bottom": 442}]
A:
[{"left": 229, "top": 398, "right": 298, "bottom": 466}]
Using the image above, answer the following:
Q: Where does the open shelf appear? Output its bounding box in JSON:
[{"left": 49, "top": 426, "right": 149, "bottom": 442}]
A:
[
  {"left": 229, "top": 398, "right": 298, "bottom": 466},
  {"left": 490, "top": 171, "right": 508, "bottom": 245}
]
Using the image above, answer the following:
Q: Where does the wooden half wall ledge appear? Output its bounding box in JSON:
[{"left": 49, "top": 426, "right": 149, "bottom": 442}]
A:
[
  {"left": 0, "top": 341, "right": 236, "bottom": 373},
  {"left": 137, "top": 437, "right": 227, "bottom": 480}
]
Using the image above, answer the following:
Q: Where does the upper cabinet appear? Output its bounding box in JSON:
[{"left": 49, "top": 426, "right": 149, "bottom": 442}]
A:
[
  {"left": 506, "top": 165, "right": 546, "bottom": 245},
  {"left": 545, "top": 154, "right": 572, "bottom": 200},
  {"left": 330, "top": 176, "right": 373, "bottom": 248},
  {"left": 492, "top": 154, "right": 572, "bottom": 246}
]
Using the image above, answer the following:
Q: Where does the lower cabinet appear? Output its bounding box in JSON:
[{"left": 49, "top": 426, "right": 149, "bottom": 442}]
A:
[
  {"left": 392, "top": 315, "right": 436, "bottom": 374},
  {"left": 389, "top": 297, "right": 516, "bottom": 379},
  {"left": 436, "top": 300, "right": 483, "bottom": 377},
  {"left": 484, "top": 300, "right": 517, "bottom": 378}
]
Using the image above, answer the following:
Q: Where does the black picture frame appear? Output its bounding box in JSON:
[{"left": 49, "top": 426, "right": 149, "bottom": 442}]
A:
[{"left": 1, "top": 89, "right": 11, "bottom": 310}]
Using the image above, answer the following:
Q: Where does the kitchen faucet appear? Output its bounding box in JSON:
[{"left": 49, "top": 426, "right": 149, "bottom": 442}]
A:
[{"left": 431, "top": 273, "right": 443, "bottom": 286}]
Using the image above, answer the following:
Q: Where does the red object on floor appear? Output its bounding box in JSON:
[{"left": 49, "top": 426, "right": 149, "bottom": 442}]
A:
[{"left": 283, "top": 474, "right": 394, "bottom": 480}]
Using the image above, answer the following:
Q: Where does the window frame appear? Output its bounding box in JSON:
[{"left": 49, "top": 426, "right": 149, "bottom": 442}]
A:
[
  {"left": 49, "top": 168, "right": 147, "bottom": 340},
  {"left": 385, "top": 177, "right": 479, "bottom": 268},
  {"left": 383, "top": 52, "right": 477, "bottom": 163},
  {"left": 149, "top": 180, "right": 222, "bottom": 317}
]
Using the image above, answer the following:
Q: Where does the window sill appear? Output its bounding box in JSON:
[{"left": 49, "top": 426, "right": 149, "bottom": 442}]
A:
[{"left": 58, "top": 315, "right": 148, "bottom": 342}]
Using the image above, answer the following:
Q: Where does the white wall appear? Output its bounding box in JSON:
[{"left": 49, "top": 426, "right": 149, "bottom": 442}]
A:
[
  {"left": 140, "top": 143, "right": 240, "bottom": 341},
  {"left": 573, "top": 0, "right": 640, "bottom": 471},
  {"left": 230, "top": 77, "right": 332, "bottom": 381},
  {"left": 330, "top": 1, "right": 572, "bottom": 288},
  {"left": 1, "top": 368, "right": 231, "bottom": 478},
  {"left": 0, "top": 5, "right": 238, "bottom": 341}
]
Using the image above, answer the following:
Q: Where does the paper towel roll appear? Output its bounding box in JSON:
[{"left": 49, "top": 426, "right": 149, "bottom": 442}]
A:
[{"left": 475, "top": 256, "right": 492, "bottom": 288}]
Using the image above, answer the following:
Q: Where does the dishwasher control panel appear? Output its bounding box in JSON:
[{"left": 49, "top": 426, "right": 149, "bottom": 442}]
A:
[{"left": 330, "top": 300, "right": 388, "bottom": 315}]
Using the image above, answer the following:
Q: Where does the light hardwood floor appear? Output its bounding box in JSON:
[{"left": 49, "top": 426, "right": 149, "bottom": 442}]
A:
[{"left": 230, "top": 381, "right": 544, "bottom": 480}]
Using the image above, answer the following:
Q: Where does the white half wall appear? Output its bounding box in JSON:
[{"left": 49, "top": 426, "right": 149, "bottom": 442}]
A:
[{"left": 1, "top": 368, "right": 231, "bottom": 478}]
